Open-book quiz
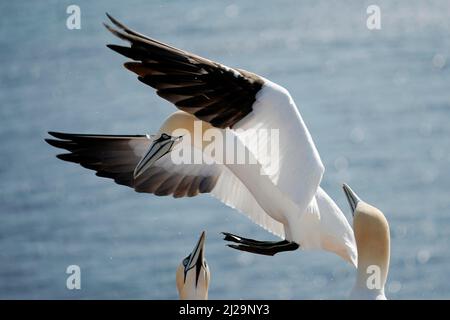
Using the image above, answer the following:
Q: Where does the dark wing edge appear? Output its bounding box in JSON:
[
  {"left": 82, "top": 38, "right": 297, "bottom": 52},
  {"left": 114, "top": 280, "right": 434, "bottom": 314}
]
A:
[
  {"left": 45, "top": 131, "right": 219, "bottom": 198},
  {"left": 104, "top": 13, "right": 264, "bottom": 129}
]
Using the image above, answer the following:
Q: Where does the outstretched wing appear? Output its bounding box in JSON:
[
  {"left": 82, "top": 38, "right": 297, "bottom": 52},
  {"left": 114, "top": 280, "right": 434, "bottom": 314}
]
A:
[
  {"left": 45, "top": 132, "right": 217, "bottom": 196},
  {"left": 104, "top": 13, "right": 264, "bottom": 129},
  {"left": 104, "top": 15, "right": 325, "bottom": 214},
  {"left": 46, "top": 131, "right": 285, "bottom": 238}
]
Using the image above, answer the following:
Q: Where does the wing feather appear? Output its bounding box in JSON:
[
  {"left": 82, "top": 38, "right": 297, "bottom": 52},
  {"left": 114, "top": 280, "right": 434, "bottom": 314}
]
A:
[
  {"left": 104, "top": 15, "right": 263, "bottom": 129},
  {"left": 103, "top": 16, "right": 324, "bottom": 211},
  {"left": 46, "top": 131, "right": 285, "bottom": 237}
]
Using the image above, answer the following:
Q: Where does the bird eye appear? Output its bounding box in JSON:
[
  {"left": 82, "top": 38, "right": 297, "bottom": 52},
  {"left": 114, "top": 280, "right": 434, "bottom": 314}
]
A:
[
  {"left": 182, "top": 257, "right": 189, "bottom": 267},
  {"left": 161, "top": 133, "right": 169, "bottom": 139}
]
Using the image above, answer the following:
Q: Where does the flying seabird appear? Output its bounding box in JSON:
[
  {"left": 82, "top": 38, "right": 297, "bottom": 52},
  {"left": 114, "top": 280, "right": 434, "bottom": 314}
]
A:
[
  {"left": 343, "top": 184, "right": 390, "bottom": 300},
  {"left": 45, "top": 14, "right": 357, "bottom": 265},
  {"left": 176, "top": 231, "right": 210, "bottom": 300}
]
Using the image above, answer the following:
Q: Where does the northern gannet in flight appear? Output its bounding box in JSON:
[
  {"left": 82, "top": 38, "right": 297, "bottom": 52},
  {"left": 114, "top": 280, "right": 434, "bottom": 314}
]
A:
[
  {"left": 45, "top": 14, "right": 357, "bottom": 265},
  {"left": 177, "top": 231, "right": 210, "bottom": 300},
  {"left": 343, "top": 184, "right": 390, "bottom": 300}
]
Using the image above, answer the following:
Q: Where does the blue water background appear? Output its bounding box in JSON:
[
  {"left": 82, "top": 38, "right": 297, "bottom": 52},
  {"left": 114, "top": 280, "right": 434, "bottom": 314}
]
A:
[{"left": 0, "top": 1, "right": 449, "bottom": 299}]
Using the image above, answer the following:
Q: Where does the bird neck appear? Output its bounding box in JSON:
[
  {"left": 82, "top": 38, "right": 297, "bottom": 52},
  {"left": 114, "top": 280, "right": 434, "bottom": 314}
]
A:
[
  {"left": 179, "top": 288, "right": 208, "bottom": 300},
  {"left": 351, "top": 238, "right": 389, "bottom": 300},
  {"left": 351, "top": 202, "right": 390, "bottom": 299}
]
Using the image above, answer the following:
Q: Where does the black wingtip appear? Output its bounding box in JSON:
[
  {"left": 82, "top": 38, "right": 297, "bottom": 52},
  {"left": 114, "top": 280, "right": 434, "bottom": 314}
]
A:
[
  {"left": 106, "top": 44, "right": 128, "bottom": 56},
  {"left": 103, "top": 22, "right": 119, "bottom": 36},
  {"left": 56, "top": 153, "right": 77, "bottom": 162},
  {"left": 105, "top": 12, "right": 123, "bottom": 30},
  {"left": 106, "top": 44, "right": 136, "bottom": 60},
  {"left": 45, "top": 138, "right": 77, "bottom": 151},
  {"left": 222, "top": 232, "right": 236, "bottom": 242},
  {"left": 105, "top": 13, "right": 117, "bottom": 25},
  {"left": 48, "top": 131, "right": 68, "bottom": 139},
  {"left": 45, "top": 138, "right": 60, "bottom": 148},
  {"left": 103, "top": 23, "right": 132, "bottom": 43},
  {"left": 103, "top": 22, "right": 113, "bottom": 32}
]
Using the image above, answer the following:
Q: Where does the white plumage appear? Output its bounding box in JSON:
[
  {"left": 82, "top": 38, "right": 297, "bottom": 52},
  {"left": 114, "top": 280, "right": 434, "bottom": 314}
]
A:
[{"left": 46, "top": 14, "right": 357, "bottom": 266}]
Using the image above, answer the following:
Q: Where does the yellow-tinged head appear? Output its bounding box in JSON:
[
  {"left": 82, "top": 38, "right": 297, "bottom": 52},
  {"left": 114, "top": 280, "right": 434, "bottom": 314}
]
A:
[
  {"left": 343, "top": 184, "right": 390, "bottom": 300},
  {"left": 134, "top": 111, "right": 214, "bottom": 178},
  {"left": 158, "top": 111, "right": 212, "bottom": 135},
  {"left": 176, "top": 231, "right": 210, "bottom": 300}
]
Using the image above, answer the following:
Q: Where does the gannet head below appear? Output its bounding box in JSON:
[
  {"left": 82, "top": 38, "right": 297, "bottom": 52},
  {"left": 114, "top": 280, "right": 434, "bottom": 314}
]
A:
[
  {"left": 176, "top": 231, "right": 210, "bottom": 300},
  {"left": 342, "top": 184, "right": 390, "bottom": 300}
]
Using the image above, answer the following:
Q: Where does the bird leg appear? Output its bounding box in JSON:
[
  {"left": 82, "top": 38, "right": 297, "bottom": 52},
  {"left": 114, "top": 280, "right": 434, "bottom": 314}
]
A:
[
  {"left": 222, "top": 232, "right": 288, "bottom": 246},
  {"left": 222, "top": 232, "right": 299, "bottom": 256}
]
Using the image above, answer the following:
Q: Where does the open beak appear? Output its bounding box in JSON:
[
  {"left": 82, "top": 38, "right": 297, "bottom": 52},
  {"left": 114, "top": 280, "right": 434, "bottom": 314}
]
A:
[
  {"left": 184, "top": 231, "right": 206, "bottom": 286},
  {"left": 342, "top": 183, "right": 362, "bottom": 216},
  {"left": 133, "top": 134, "right": 182, "bottom": 179}
]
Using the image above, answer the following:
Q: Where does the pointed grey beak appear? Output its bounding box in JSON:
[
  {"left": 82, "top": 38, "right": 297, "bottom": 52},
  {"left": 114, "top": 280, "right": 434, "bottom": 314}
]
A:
[
  {"left": 133, "top": 133, "right": 182, "bottom": 179},
  {"left": 186, "top": 231, "right": 206, "bottom": 271},
  {"left": 183, "top": 231, "right": 206, "bottom": 286},
  {"left": 342, "top": 183, "right": 362, "bottom": 216}
]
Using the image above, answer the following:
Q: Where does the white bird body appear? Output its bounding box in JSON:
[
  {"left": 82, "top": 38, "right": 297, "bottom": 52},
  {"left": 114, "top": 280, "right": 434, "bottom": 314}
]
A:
[
  {"left": 46, "top": 15, "right": 356, "bottom": 268},
  {"left": 152, "top": 107, "right": 356, "bottom": 265},
  {"left": 237, "top": 80, "right": 324, "bottom": 214}
]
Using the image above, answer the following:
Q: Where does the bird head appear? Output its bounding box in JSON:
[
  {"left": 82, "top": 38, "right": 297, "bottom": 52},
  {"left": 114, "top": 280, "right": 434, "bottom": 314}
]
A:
[
  {"left": 134, "top": 111, "right": 210, "bottom": 179},
  {"left": 342, "top": 184, "right": 390, "bottom": 299},
  {"left": 176, "top": 231, "right": 210, "bottom": 300},
  {"left": 133, "top": 132, "right": 183, "bottom": 179}
]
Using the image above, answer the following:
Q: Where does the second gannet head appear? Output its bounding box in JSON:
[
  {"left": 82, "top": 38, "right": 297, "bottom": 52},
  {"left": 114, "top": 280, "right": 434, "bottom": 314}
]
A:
[
  {"left": 342, "top": 184, "right": 390, "bottom": 300},
  {"left": 176, "top": 231, "right": 210, "bottom": 300}
]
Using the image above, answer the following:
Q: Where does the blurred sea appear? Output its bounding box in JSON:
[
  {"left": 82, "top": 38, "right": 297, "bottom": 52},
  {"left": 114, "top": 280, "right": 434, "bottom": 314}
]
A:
[{"left": 0, "top": 0, "right": 449, "bottom": 299}]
